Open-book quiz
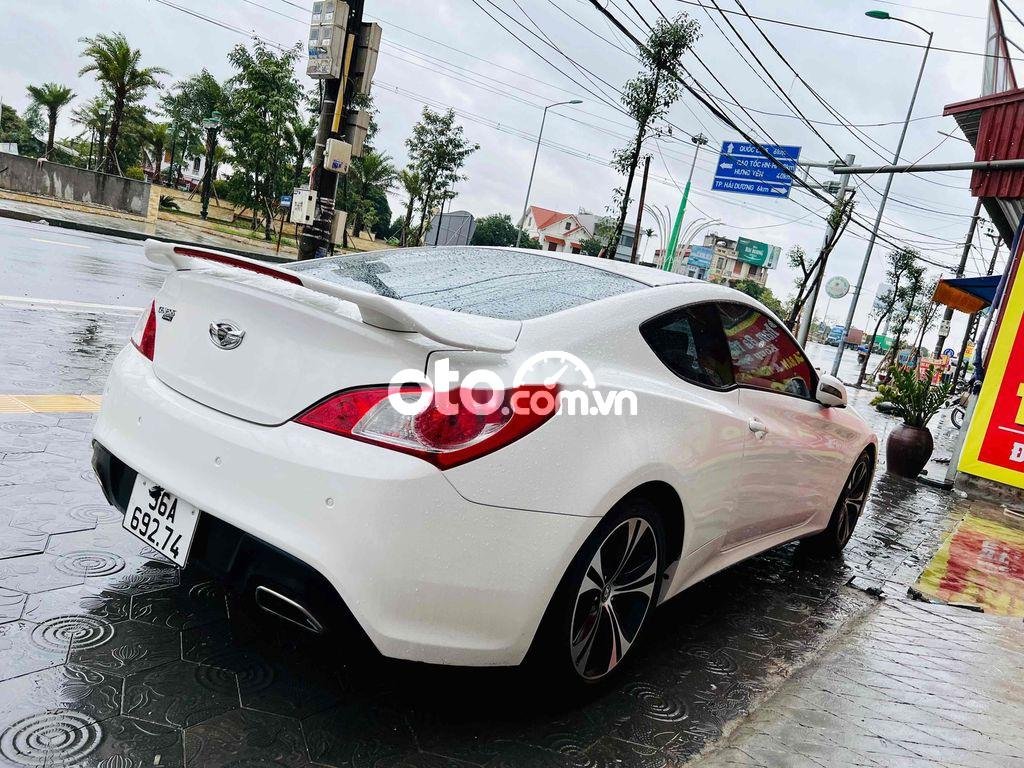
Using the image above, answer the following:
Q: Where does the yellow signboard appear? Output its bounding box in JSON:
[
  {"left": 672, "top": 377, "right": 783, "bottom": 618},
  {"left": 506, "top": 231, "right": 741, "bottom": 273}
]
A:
[{"left": 959, "top": 239, "right": 1024, "bottom": 488}]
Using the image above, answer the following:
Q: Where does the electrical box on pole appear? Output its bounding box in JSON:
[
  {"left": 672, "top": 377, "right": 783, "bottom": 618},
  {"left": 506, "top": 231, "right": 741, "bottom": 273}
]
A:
[
  {"left": 289, "top": 188, "right": 318, "bottom": 225},
  {"left": 344, "top": 109, "right": 371, "bottom": 158},
  {"left": 352, "top": 22, "right": 382, "bottom": 95},
  {"left": 329, "top": 210, "right": 349, "bottom": 246},
  {"left": 324, "top": 138, "right": 352, "bottom": 174},
  {"left": 307, "top": 1, "right": 350, "bottom": 79}
]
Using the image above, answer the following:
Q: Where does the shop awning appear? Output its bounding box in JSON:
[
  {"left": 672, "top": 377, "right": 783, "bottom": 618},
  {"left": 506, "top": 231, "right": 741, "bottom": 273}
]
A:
[{"left": 932, "top": 275, "right": 1002, "bottom": 313}]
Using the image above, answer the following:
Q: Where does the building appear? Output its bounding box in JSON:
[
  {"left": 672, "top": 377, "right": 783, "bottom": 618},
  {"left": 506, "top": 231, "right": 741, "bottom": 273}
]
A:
[
  {"left": 520, "top": 206, "right": 592, "bottom": 254},
  {"left": 702, "top": 233, "right": 770, "bottom": 287}
]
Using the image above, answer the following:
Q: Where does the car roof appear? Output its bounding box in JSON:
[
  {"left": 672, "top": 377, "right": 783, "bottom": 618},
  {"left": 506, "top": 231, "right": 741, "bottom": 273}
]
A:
[{"left": 496, "top": 247, "right": 697, "bottom": 287}]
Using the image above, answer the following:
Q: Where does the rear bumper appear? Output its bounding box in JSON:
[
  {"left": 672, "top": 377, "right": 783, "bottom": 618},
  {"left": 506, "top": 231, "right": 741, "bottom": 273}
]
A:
[{"left": 93, "top": 347, "right": 597, "bottom": 666}]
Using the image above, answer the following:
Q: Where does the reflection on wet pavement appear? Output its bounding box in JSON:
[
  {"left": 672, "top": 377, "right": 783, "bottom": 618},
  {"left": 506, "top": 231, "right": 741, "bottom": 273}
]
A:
[{"left": 0, "top": 305, "right": 1017, "bottom": 767}]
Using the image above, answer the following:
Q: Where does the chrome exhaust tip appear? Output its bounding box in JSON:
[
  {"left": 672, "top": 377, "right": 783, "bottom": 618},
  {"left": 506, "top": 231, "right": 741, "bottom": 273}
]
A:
[{"left": 254, "top": 585, "right": 324, "bottom": 634}]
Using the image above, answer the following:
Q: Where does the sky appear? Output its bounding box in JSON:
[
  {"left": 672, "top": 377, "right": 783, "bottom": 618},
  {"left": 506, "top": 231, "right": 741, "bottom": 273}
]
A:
[{"left": 1, "top": 0, "right": 1019, "bottom": 353}]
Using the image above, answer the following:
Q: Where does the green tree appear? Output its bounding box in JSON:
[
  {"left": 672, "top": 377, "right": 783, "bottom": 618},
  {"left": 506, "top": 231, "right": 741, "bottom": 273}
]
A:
[
  {"left": 284, "top": 113, "right": 316, "bottom": 188},
  {"left": 26, "top": 83, "right": 75, "bottom": 157},
  {"left": 144, "top": 122, "right": 171, "bottom": 184},
  {"left": 858, "top": 247, "right": 919, "bottom": 386},
  {"left": 608, "top": 13, "right": 699, "bottom": 260},
  {"left": 78, "top": 32, "right": 168, "bottom": 175},
  {"left": 405, "top": 107, "right": 479, "bottom": 245},
  {"left": 344, "top": 150, "right": 396, "bottom": 237},
  {"left": 471, "top": 213, "right": 539, "bottom": 248},
  {"left": 398, "top": 168, "right": 422, "bottom": 246},
  {"left": 71, "top": 96, "right": 111, "bottom": 170},
  {"left": 732, "top": 279, "right": 786, "bottom": 318},
  {"left": 1, "top": 104, "right": 42, "bottom": 156},
  {"left": 222, "top": 40, "right": 302, "bottom": 239}
]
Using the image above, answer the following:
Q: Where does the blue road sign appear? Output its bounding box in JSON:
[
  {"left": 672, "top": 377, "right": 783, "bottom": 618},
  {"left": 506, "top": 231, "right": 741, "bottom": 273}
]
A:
[
  {"left": 943, "top": 347, "right": 956, "bottom": 357},
  {"left": 280, "top": 195, "right": 293, "bottom": 207},
  {"left": 712, "top": 141, "right": 801, "bottom": 199}
]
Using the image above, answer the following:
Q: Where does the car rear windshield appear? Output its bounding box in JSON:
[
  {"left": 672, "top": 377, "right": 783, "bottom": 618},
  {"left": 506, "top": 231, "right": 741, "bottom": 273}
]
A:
[{"left": 287, "top": 246, "right": 646, "bottom": 320}]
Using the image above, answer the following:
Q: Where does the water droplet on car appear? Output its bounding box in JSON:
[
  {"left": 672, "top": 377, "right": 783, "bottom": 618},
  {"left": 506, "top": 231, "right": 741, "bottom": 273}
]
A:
[
  {"left": 214, "top": 456, "right": 222, "bottom": 466},
  {"left": 326, "top": 497, "right": 335, "bottom": 508}
]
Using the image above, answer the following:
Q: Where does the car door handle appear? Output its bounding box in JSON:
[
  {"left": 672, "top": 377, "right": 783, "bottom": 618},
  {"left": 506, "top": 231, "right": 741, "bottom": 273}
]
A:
[{"left": 748, "top": 418, "right": 768, "bottom": 437}]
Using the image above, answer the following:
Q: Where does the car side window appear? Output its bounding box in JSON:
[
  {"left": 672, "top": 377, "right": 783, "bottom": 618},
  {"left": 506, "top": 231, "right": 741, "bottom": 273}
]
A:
[
  {"left": 640, "top": 304, "right": 735, "bottom": 389},
  {"left": 717, "top": 303, "right": 815, "bottom": 398}
]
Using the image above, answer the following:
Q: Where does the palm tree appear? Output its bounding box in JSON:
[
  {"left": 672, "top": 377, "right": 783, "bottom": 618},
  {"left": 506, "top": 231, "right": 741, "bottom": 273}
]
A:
[
  {"left": 145, "top": 122, "right": 171, "bottom": 184},
  {"left": 398, "top": 168, "right": 422, "bottom": 247},
  {"left": 79, "top": 33, "right": 168, "bottom": 175},
  {"left": 26, "top": 83, "right": 75, "bottom": 157},
  {"left": 72, "top": 96, "right": 111, "bottom": 170},
  {"left": 350, "top": 150, "right": 397, "bottom": 237}
]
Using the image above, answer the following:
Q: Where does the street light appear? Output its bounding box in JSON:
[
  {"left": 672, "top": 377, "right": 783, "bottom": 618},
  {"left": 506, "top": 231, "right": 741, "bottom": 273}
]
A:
[
  {"left": 663, "top": 132, "right": 708, "bottom": 272},
  {"left": 515, "top": 99, "right": 583, "bottom": 248},
  {"left": 200, "top": 110, "right": 223, "bottom": 221},
  {"left": 831, "top": 11, "right": 933, "bottom": 379}
]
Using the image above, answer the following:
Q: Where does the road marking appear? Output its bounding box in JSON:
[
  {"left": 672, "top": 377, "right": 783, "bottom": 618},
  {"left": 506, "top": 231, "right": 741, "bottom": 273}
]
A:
[
  {"left": 0, "top": 295, "right": 143, "bottom": 315},
  {"left": 0, "top": 395, "right": 103, "bottom": 413},
  {"left": 31, "top": 237, "right": 91, "bottom": 249}
]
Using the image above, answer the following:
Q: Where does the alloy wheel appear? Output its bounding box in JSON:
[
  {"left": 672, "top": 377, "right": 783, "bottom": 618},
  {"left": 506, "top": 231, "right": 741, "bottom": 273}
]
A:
[
  {"left": 836, "top": 457, "right": 871, "bottom": 548},
  {"left": 569, "top": 517, "right": 659, "bottom": 681}
]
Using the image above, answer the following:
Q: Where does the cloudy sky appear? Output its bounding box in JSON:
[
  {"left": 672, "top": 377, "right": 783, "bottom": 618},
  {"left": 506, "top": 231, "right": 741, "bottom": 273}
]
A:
[{"left": 2, "top": 0, "right": 1017, "bottom": 350}]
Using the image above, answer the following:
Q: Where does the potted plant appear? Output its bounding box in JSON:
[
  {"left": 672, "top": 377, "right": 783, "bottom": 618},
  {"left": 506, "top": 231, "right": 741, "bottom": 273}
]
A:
[{"left": 878, "top": 365, "right": 951, "bottom": 478}]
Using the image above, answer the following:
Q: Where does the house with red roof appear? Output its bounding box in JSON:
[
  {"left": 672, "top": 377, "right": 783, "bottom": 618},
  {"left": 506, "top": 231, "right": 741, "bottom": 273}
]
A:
[{"left": 520, "top": 205, "right": 593, "bottom": 254}]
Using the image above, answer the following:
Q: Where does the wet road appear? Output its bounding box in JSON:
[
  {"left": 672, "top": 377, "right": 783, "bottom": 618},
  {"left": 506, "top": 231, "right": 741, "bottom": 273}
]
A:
[{"left": 0, "top": 225, "right": 1006, "bottom": 767}]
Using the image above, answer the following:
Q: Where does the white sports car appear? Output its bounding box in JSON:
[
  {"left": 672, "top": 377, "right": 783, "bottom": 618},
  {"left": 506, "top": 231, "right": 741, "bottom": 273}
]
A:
[{"left": 92, "top": 242, "right": 876, "bottom": 684}]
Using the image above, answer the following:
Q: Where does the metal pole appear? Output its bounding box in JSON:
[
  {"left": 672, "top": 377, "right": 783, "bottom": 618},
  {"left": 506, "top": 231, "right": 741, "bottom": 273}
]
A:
[
  {"left": 832, "top": 28, "right": 932, "bottom": 378},
  {"left": 515, "top": 99, "right": 581, "bottom": 249},
  {"left": 933, "top": 199, "right": 983, "bottom": 357},
  {"left": 664, "top": 135, "right": 706, "bottom": 272},
  {"left": 951, "top": 238, "right": 1000, "bottom": 389},
  {"left": 630, "top": 154, "right": 652, "bottom": 264},
  {"left": 798, "top": 153, "right": 854, "bottom": 347}
]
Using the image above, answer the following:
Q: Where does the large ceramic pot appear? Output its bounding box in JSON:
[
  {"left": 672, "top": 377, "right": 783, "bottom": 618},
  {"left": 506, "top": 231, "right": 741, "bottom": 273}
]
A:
[{"left": 886, "top": 424, "right": 934, "bottom": 478}]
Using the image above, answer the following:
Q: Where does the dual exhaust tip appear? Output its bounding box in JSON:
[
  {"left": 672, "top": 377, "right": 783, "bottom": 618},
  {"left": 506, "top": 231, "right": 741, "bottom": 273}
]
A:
[{"left": 254, "top": 585, "right": 324, "bottom": 634}]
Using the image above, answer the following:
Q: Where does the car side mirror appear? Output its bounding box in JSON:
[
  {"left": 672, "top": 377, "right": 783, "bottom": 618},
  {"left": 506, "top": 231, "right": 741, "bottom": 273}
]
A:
[{"left": 816, "top": 373, "right": 847, "bottom": 408}]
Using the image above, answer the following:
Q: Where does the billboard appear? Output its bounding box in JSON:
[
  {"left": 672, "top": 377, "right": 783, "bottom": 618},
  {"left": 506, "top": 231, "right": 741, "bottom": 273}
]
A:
[
  {"left": 686, "top": 245, "right": 713, "bottom": 269},
  {"left": 736, "top": 237, "right": 774, "bottom": 267},
  {"left": 960, "top": 235, "right": 1024, "bottom": 487}
]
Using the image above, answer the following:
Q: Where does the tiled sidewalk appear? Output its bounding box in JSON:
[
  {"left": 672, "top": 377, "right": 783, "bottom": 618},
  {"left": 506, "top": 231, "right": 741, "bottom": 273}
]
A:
[{"left": 695, "top": 598, "right": 1024, "bottom": 768}]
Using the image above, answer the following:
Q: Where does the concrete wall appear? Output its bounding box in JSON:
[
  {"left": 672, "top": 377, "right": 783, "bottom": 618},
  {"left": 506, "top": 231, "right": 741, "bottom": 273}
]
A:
[{"left": 0, "top": 152, "right": 152, "bottom": 217}]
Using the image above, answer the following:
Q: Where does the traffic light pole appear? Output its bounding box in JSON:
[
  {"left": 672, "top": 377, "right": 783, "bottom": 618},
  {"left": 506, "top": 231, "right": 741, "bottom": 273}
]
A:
[{"left": 932, "top": 199, "right": 983, "bottom": 357}]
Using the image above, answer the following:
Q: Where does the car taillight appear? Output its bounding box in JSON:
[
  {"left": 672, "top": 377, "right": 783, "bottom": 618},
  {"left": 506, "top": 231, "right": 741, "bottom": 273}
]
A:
[
  {"left": 131, "top": 301, "right": 157, "bottom": 360},
  {"left": 294, "top": 384, "right": 559, "bottom": 469}
]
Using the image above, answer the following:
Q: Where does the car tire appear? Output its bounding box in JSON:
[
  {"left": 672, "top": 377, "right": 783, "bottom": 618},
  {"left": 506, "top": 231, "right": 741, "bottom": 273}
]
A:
[
  {"left": 801, "top": 451, "right": 873, "bottom": 556},
  {"left": 529, "top": 496, "right": 666, "bottom": 690}
]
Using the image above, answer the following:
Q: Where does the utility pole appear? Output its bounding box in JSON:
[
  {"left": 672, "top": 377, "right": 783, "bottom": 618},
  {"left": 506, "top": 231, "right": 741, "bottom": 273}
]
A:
[
  {"left": 797, "top": 154, "right": 855, "bottom": 347},
  {"left": 933, "top": 199, "right": 983, "bottom": 357},
  {"left": 166, "top": 124, "right": 178, "bottom": 186},
  {"left": 951, "top": 229, "right": 1001, "bottom": 389},
  {"left": 298, "top": 0, "right": 378, "bottom": 260},
  {"left": 630, "top": 154, "right": 652, "bottom": 264},
  {"left": 831, "top": 12, "right": 932, "bottom": 378}
]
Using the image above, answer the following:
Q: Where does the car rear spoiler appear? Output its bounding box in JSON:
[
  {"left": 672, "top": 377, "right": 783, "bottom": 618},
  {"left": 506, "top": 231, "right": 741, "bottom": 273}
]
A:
[{"left": 144, "top": 240, "right": 519, "bottom": 353}]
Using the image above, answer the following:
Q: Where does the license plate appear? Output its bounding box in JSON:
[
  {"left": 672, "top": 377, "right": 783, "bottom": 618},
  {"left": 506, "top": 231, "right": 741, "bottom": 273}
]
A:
[{"left": 122, "top": 475, "right": 200, "bottom": 567}]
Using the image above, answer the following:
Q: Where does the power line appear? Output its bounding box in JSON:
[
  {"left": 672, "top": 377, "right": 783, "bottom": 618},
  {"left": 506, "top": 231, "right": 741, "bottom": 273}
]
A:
[{"left": 671, "top": 0, "right": 1024, "bottom": 63}]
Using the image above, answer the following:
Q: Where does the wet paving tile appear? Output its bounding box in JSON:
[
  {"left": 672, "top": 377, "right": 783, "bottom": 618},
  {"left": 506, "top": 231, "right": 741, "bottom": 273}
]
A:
[
  {"left": 0, "top": 553, "right": 83, "bottom": 594},
  {"left": 0, "top": 662, "right": 122, "bottom": 724},
  {"left": 0, "top": 589, "right": 26, "bottom": 624},
  {"left": 21, "top": 583, "right": 131, "bottom": 624},
  {"left": 130, "top": 580, "right": 228, "bottom": 630},
  {"left": 123, "top": 659, "right": 239, "bottom": 728},
  {"left": 184, "top": 708, "right": 309, "bottom": 767},
  {"left": 70, "top": 619, "right": 181, "bottom": 676},
  {"left": 0, "top": 620, "right": 69, "bottom": 678}
]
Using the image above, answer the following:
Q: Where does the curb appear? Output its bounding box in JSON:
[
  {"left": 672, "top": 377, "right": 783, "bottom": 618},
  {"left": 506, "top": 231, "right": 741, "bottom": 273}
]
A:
[{"left": 0, "top": 206, "right": 292, "bottom": 264}]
